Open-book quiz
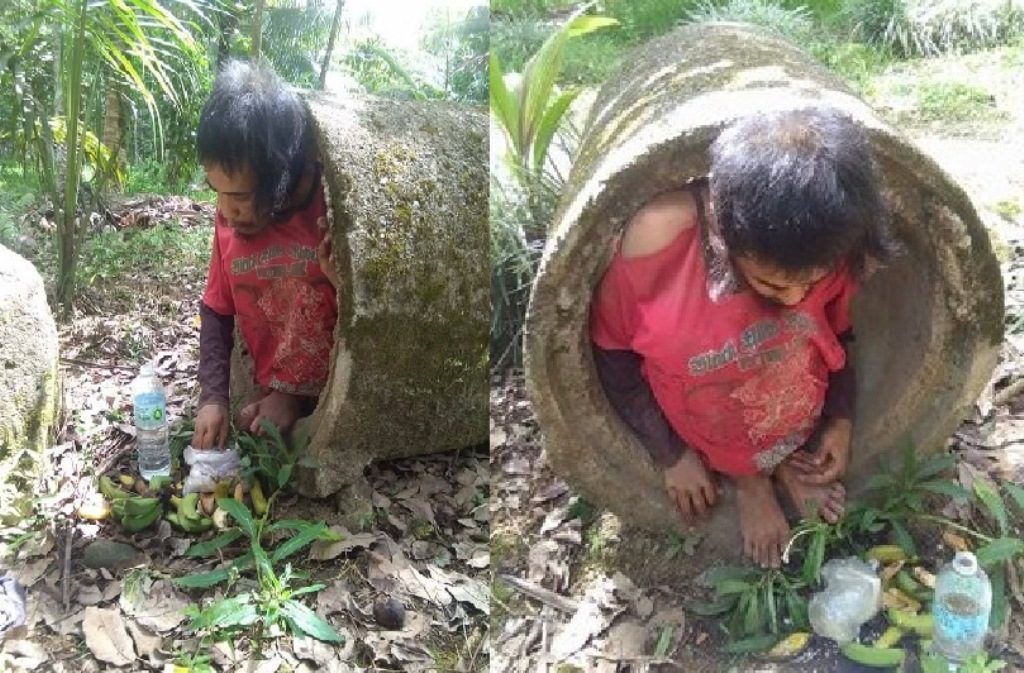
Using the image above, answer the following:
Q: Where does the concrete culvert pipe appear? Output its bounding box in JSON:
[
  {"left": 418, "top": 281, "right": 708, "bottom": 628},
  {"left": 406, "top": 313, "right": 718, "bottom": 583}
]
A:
[
  {"left": 242, "top": 93, "right": 489, "bottom": 503},
  {"left": 524, "top": 23, "right": 1004, "bottom": 557}
]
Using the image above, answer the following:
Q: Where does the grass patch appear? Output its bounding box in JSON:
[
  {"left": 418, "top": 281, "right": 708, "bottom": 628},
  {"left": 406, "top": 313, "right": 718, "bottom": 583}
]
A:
[
  {"left": 994, "top": 199, "right": 1023, "bottom": 222},
  {"left": 79, "top": 223, "right": 209, "bottom": 288},
  {"left": 684, "top": 0, "right": 816, "bottom": 43},
  {"left": 913, "top": 80, "right": 1000, "bottom": 122}
]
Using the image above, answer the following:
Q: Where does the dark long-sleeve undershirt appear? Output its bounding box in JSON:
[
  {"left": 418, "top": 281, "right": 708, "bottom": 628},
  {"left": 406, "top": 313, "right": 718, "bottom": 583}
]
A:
[{"left": 198, "top": 302, "right": 234, "bottom": 409}]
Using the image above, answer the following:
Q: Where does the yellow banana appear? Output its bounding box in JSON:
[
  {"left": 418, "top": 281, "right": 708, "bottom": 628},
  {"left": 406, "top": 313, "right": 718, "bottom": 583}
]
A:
[
  {"left": 213, "top": 480, "right": 231, "bottom": 499},
  {"left": 117, "top": 474, "right": 136, "bottom": 489},
  {"left": 250, "top": 478, "right": 268, "bottom": 516}
]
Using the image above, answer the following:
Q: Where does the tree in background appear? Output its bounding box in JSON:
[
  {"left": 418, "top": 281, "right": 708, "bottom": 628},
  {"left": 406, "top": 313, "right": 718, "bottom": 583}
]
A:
[{"left": 421, "top": 4, "right": 489, "bottom": 104}]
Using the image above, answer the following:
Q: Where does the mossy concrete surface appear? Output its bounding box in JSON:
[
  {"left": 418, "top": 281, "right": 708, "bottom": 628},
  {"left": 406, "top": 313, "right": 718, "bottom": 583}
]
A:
[
  {"left": 292, "top": 93, "right": 488, "bottom": 502},
  {"left": 0, "top": 245, "right": 60, "bottom": 524},
  {"left": 524, "top": 23, "right": 1004, "bottom": 560}
]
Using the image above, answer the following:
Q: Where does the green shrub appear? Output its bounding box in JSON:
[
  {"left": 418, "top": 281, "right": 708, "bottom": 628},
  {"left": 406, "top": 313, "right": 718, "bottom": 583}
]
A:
[
  {"left": 684, "top": 0, "right": 815, "bottom": 42},
  {"left": 841, "top": 0, "right": 1024, "bottom": 57},
  {"left": 604, "top": 0, "right": 696, "bottom": 42},
  {"left": 561, "top": 32, "right": 627, "bottom": 85},
  {"left": 491, "top": 16, "right": 553, "bottom": 74},
  {"left": 810, "top": 40, "right": 893, "bottom": 93}
]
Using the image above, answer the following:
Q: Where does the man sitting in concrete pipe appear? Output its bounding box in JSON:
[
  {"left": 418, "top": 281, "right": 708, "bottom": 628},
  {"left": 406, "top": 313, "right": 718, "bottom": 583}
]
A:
[{"left": 591, "top": 106, "right": 898, "bottom": 568}]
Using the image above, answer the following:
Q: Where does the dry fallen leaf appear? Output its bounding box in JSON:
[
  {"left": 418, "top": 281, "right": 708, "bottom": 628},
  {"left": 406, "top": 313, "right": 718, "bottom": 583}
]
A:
[
  {"left": 82, "top": 606, "right": 136, "bottom": 667},
  {"left": 309, "top": 527, "right": 378, "bottom": 560},
  {"left": 119, "top": 580, "right": 188, "bottom": 632}
]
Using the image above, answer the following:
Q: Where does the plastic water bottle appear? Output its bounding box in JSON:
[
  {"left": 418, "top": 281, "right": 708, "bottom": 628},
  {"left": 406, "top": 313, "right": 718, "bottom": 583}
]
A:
[
  {"left": 932, "top": 551, "right": 992, "bottom": 662},
  {"left": 132, "top": 363, "right": 170, "bottom": 479}
]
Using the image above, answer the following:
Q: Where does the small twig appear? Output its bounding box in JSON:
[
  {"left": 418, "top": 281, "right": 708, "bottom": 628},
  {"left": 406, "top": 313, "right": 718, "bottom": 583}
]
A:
[
  {"left": 94, "top": 434, "right": 135, "bottom": 478},
  {"left": 61, "top": 521, "right": 74, "bottom": 613},
  {"left": 498, "top": 574, "right": 580, "bottom": 613},
  {"left": 994, "top": 376, "right": 1024, "bottom": 408},
  {"left": 911, "top": 514, "right": 994, "bottom": 543},
  {"left": 59, "top": 357, "right": 138, "bottom": 372}
]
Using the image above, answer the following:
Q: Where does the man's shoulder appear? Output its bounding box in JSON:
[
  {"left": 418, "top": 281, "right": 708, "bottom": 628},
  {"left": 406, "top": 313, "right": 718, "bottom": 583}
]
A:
[{"left": 620, "top": 190, "right": 698, "bottom": 259}]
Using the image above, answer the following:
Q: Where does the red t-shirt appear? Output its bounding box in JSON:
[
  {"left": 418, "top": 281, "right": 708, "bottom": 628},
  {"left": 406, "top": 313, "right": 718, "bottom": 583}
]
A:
[
  {"left": 590, "top": 224, "right": 857, "bottom": 476},
  {"left": 202, "top": 188, "right": 337, "bottom": 397}
]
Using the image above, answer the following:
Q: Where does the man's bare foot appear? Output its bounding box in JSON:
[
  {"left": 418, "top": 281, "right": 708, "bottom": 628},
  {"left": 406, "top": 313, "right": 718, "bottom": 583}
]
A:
[
  {"left": 238, "top": 390, "right": 305, "bottom": 435},
  {"left": 734, "top": 474, "right": 790, "bottom": 568},
  {"left": 776, "top": 457, "right": 845, "bottom": 523}
]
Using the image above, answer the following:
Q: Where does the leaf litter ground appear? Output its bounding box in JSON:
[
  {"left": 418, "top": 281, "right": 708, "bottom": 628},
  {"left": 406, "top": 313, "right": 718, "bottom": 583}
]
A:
[{"left": 0, "top": 196, "right": 489, "bottom": 672}]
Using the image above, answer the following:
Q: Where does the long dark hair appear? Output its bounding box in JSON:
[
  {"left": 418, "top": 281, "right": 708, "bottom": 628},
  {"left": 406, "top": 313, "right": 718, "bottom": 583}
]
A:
[
  {"left": 709, "top": 106, "right": 897, "bottom": 277},
  {"left": 197, "top": 59, "right": 315, "bottom": 221}
]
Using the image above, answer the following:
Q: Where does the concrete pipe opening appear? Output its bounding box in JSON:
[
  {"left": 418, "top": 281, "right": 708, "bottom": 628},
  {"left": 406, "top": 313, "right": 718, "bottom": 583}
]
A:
[
  {"left": 238, "top": 92, "right": 490, "bottom": 505},
  {"left": 524, "top": 23, "right": 1003, "bottom": 558}
]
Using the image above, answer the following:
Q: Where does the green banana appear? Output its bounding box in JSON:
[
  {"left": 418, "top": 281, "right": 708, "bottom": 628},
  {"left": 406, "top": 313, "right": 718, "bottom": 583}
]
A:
[
  {"left": 874, "top": 626, "right": 904, "bottom": 649},
  {"left": 122, "top": 503, "right": 162, "bottom": 531},
  {"left": 99, "top": 476, "right": 132, "bottom": 501},
  {"left": 866, "top": 545, "right": 908, "bottom": 563},
  {"left": 149, "top": 475, "right": 172, "bottom": 491},
  {"left": 896, "top": 570, "right": 932, "bottom": 602},
  {"left": 887, "top": 608, "right": 934, "bottom": 636},
  {"left": 840, "top": 642, "right": 905, "bottom": 668},
  {"left": 165, "top": 512, "right": 185, "bottom": 530},
  {"left": 122, "top": 497, "right": 162, "bottom": 517},
  {"left": 181, "top": 493, "right": 202, "bottom": 522}
]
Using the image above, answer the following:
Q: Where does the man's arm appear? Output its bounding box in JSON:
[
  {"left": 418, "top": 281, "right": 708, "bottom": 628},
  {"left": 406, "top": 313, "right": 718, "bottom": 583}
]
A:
[
  {"left": 198, "top": 302, "right": 234, "bottom": 409},
  {"left": 593, "top": 345, "right": 687, "bottom": 468}
]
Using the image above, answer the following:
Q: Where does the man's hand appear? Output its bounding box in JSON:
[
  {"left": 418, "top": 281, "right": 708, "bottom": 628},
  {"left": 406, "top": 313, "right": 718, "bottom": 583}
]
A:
[
  {"left": 192, "top": 403, "right": 230, "bottom": 449},
  {"left": 787, "top": 417, "right": 852, "bottom": 485},
  {"left": 664, "top": 450, "right": 718, "bottom": 520},
  {"left": 316, "top": 216, "right": 339, "bottom": 288}
]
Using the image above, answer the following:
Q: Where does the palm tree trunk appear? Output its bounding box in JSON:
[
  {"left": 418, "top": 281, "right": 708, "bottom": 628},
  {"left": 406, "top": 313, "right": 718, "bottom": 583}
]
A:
[
  {"left": 57, "top": 0, "right": 88, "bottom": 315},
  {"left": 319, "top": 0, "right": 345, "bottom": 90},
  {"left": 252, "top": 0, "right": 265, "bottom": 60}
]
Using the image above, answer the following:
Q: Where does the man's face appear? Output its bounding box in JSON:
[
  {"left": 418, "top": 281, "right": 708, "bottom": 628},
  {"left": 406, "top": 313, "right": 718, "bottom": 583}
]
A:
[
  {"left": 205, "top": 163, "right": 265, "bottom": 237},
  {"left": 733, "top": 255, "right": 830, "bottom": 307}
]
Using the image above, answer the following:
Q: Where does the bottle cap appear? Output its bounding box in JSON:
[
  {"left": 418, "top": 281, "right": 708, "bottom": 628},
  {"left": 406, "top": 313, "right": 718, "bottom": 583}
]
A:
[{"left": 953, "top": 551, "right": 978, "bottom": 576}]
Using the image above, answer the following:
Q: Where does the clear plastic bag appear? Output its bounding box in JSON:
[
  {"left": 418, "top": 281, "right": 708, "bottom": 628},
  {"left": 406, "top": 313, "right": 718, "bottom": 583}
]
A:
[
  {"left": 182, "top": 446, "right": 240, "bottom": 494},
  {"left": 808, "top": 557, "right": 882, "bottom": 643}
]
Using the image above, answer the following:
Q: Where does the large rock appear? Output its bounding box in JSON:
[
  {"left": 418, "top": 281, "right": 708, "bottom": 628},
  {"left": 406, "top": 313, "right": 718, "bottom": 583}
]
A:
[
  {"left": 524, "top": 23, "right": 1004, "bottom": 559},
  {"left": 0, "top": 245, "right": 60, "bottom": 524},
  {"left": 284, "top": 94, "right": 489, "bottom": 503}
]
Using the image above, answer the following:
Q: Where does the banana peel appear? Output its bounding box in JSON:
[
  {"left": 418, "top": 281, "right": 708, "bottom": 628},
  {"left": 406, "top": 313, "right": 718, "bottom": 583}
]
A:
[{"left": 199, "top": 492, "right": 217, "bottom": 517}]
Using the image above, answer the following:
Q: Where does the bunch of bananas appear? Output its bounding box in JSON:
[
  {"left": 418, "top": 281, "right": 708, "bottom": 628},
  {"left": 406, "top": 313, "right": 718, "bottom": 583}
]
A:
[
  {"left": 91, "top": 472, "right": 272, "bottom": 536},
  {"left": 97, "top": 475, "right": 165, "bottom": 532}
]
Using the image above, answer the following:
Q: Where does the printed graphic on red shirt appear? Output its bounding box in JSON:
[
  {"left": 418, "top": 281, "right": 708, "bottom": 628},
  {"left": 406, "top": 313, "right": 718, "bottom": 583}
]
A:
[
  {"left": 203, "top": 189, "right": 337, "bottom": 396},
  {"left": 591, "top": 221, "right": 854, "bottom": 476}
]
